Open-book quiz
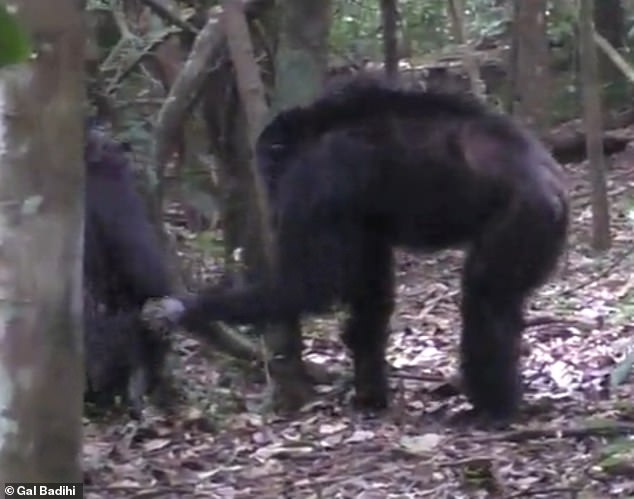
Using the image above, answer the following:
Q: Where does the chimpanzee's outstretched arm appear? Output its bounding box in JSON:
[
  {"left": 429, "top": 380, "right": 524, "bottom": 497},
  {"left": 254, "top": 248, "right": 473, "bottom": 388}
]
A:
[
  {"left": 142, "top": 225, "right": 350, "bottom": 333},
  {"left": 143, "top": 281, "right": 317, "bottom": 334}
]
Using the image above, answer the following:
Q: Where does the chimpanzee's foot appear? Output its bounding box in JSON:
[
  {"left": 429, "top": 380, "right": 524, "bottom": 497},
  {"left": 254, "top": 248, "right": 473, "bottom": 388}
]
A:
[
  {"left": 448, "top": 406, "right": 516, "bottom": 430},
  {"left": 352, "top": 358, "right": 389, "bottom": 412},
  {"left": 267, "top": 356, "right": 315, "bottom": 413}
]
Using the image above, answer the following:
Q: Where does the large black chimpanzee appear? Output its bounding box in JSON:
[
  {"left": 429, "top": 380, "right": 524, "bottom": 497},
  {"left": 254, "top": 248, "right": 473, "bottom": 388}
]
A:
[
  {"left": 143, "top": 76, "right": 569, "bottom": 422},
  {"left": 83, "top": 125, "right": 172, "bottom": 416}
]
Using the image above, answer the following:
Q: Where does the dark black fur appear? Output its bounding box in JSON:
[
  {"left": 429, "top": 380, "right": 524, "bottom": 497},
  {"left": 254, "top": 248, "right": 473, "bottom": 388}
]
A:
[
  {"left": 83, "top": 127, "right": 171, "bottom": 414},
  {"left": 151, "top": 78, "right": 568, "bottom": 421}
]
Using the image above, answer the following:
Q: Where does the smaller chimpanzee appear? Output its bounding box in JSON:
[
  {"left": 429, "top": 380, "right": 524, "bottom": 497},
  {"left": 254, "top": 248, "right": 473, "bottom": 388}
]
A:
[
  {"left": 83, "top": 125, "right": 172, "bottom": 416},
  {"left": 143, "top": 76, "right": 569, "bottom": 424}
]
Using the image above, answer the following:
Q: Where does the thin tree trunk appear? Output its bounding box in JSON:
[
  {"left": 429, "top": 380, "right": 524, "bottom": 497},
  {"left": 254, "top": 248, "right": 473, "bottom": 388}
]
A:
[
  {"left": 269, "top": 0, "right": 331, "bottom": 114},
  {"left": 510, "top": 0, "right": 550, "bottom": 131},
  {"left": 579, "top": 0, "right": 611, "bottom": 251},
  {"left": 447, "top": 0, "right": 484, "bottom": 97},
  {"left": 219, "top": 0, "right": 332, "bottom": 412},
  {"left": 222, "top": 0, "right": 310, "bottom": 412},
  {"left": 594, "top": 0, "right": 624, "bottom": 84},
  {"left": 221, "top": 0, "right": 273, "bottom": 264},
  {"left": 380, "top": 0, "right": 399, "bottom": 82},
  {"left": 264, "top": 0, "right": 332, "bottom": 411},
  {"left": 0, "top": 0, "right": 84, "bottom": 482}
]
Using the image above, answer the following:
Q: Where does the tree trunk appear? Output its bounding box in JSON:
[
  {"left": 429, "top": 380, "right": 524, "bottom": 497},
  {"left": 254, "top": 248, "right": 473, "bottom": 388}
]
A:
[
  {"left": 0, "top": 0, "right": 84, "bottom": 483},
  {"left": 510, "top": 0, "right": 550, "bottom": 131},
  {"left": 380, "top": 0, "right": 399, "bottom": 82},
  {"left": 266, "top": 0, "right": 332, "bottom": 411},
  {"left": 222, "top": 0, "right": 274, "bottom": 267},
  {"left": 269, "top": 0, "right": 331, "bottom": 114},
  {"left": 594, "top": 0, "right": 624, "bottom": 77},
  {"left": 221, "top": 0, "right": 329, "bottom": 412},
  {"left": 579, "top": 0, "right": 611, "bottom": 251},
  {"left": 593, "top": 0, "right": 627, "bottom": 108},
  {"left": 447, "top": 0, "right": 484, "bottom": 98},
  {"left": 198, "top": 5, "right": 275, "bottom": 360}
]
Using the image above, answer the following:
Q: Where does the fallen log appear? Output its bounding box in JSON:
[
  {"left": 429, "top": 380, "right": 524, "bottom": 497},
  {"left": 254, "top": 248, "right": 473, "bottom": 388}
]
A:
[{"left": 545, "top": 108, "right": 634, "bottom": 163}]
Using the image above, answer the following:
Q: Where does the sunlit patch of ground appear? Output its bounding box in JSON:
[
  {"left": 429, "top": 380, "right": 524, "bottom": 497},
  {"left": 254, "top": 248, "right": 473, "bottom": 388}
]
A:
[{"left": 84, "top": 148, "right": 634, "bottom": 498}]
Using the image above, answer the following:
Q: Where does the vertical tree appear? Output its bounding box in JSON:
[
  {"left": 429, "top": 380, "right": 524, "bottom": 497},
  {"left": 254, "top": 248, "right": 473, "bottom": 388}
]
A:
[
  {"left": 221, "top": 0, "right": 273, "bottom": 284},
  {"left": 510, "top": 0, "right": 550, "bottom": 131},
  {"left": 0, "top": 0, "right": 85, "bottom": 482},
  {"left": 380, "top": 0, "right": 399, "bottom": 82},
  {"left": 447, "top": 0, "right": 484, "bottom": 98},
  {"left": 579, "top": 0, "right": 611, "bottom": 250},
  {"left": 269, "top": 0, "right": 331, "bottom": 113},
  {"left": 263, "top": 0, "right": 332, "bottom": 411},
  {"left": 594, "top": 0, "right": 624, "bottom": 73},
  {"left": 594, "top": 0, "right": 626, "bottom": 106}
]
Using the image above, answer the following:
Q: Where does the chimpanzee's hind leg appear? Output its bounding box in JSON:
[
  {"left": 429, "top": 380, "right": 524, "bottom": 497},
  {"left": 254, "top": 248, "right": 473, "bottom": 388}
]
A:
[
  {"left": 341, "top": 233, "right": 395, "bottom": 410},
  {"left": 460, "top": 272, "right": 524, "bottom": 421},
  {"left": 460, "top": 200, "right": 567, "bottom": 421}
]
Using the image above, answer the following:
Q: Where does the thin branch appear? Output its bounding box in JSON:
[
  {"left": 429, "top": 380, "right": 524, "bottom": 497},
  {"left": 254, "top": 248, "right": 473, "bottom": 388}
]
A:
[
  {"left": 508, "top": 487, "right": 579, "bottom": 498},
  {"left": 152, "top": 0, "right": 273, "bottom": 193},
  {"left": 139, "top": 0, "right": 199, "bottom": 35},
  {"left": 594, "top": 31, "right": 634, "bottom": 84},
  {"left": 473, "top": 422, "right": 634, "bottom": 444},
  {"left": 100, "top": 1, "right": 140, "bottom": 73},
  {"left": 153, "top": 15, "right": 223, "bottom": 211},
  {"left": 106, "top": 28, "right": 179, "bottom": 94},
  {"left": 221, "top": 0, "right": 274, "bottom": 266}
]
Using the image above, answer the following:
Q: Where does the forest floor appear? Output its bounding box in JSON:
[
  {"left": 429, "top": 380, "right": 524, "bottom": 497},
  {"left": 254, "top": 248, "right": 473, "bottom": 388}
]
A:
[{"left": 84, "top": 145, "right": 634, "bottom": 499}]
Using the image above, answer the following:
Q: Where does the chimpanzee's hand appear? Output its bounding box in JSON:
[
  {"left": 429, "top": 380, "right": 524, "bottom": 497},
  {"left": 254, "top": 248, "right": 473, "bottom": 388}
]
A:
[{"left": 141, "top": 297, "right": 187, "bottom": 336}]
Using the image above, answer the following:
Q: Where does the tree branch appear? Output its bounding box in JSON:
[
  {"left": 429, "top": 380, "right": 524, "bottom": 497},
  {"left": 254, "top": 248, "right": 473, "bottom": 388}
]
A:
[
  {"left": 139, "top": 0, "right": 199, "bottom": 35},
  {"left": 474, "top": 422, "right": 634, "bottom": 443}
]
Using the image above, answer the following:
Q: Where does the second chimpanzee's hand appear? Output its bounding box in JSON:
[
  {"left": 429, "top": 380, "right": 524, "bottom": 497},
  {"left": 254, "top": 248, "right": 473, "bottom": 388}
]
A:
[{"left": 141, "top": 296, "right": 188, "bottom": 334}]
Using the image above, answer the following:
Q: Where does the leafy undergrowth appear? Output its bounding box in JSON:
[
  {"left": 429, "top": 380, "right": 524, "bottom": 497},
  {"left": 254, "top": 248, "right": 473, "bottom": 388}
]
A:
[{"left": 84, "top": 147, "right": 634, "bottom": 498}]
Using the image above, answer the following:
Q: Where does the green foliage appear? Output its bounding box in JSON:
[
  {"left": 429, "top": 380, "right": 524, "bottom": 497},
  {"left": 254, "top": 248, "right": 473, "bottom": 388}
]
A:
[
  {"left": 116, "top": 120, "right": 153, "bottom": 148},
  {"left": 329, "top": 0, "right": 515, "bottom": 61},
  {"left": 0, "top": 2, "right": 31, "bottom": 68},
  {"left": 400, "top": 0, "right": 451, "bottom": 52},
  {"left": 546, "top": 1, "right": 577, "bottom": 46},
  {"left": 191, "top": 231, "right": 226, "bottom": 260},
  {"left": 327, "top": 0, "right": 596, "bottom": 64},
  {"left": 329, "top": 1, "right": 381, "bottom": 61},
  {"left": 330, "top": 0, "right": 453, "bottom": 60},
  {"left": 464, "top": 0, "right": 509, "bottom": 40},
  {"left": 598, "top": 438, "right": 634, "bottom": 473}
]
